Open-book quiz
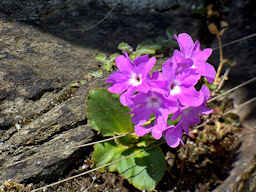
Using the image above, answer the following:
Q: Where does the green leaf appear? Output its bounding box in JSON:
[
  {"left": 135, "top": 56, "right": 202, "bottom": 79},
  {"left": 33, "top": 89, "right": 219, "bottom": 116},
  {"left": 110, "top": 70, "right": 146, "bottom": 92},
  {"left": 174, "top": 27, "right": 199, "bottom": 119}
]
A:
[
  {"left": 208, "top": 84, "right": 217, "bottom": 90},
  {"left": 166, "top": 27, "right": 176, "bottom": 40},
  {"left": 93, "top": 141, "right": 166, "bottom": 191},
  {"left": 102, "top": 61, "right": 113, "bottom": 71},
  {"left": 118, "top": 42, "right": 133, "bottom": 53},
  {"left": 69, "top": 80, "right": 87, "bottom": 88},
  {"left": 116, "top": 134, "right": 139, "bottom": 147},
  {"left": 88, "top": 70, "right": 103, "bottom": 78},
  {"left": 204, "top": 78, "right": 217, "bottom": 91},
  {"left": 109, "top": 53, "right": 120, "bottom": 62},
  {"left": 136, "top": 47, "right": 156, "bottom": 55},
  {"left": 69, "top": 81, "right": 81, "bottom": 88},
  {"left": 87, "top": 89, "right": 133, "bottom": 136},
  {"left": 167, "top": 115, "right": 181, "bottom": 126},
  {"left": 136, "top": 135, "right": 156, "bottom": 147},
  {"left": 95, "top": 53, "right": 107, "bottom": 64},
  {"left": 92, "top": 141, "right": 126, "bottom": 171}
]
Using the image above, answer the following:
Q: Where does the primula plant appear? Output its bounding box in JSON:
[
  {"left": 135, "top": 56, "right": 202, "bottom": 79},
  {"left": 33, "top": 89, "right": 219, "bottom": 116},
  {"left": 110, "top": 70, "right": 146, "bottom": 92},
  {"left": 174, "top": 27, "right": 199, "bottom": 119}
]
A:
[{"left": 86, "top": 33, "right": 216, "bottom": 191}]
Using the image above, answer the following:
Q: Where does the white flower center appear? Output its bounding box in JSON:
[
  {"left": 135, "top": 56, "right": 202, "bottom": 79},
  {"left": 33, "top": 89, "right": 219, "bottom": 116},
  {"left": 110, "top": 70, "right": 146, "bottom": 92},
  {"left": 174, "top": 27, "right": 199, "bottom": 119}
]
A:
[
  {"left": 129, "top": 73, "right": 142, "bottom": 86},
  {"left": 169, "top": 81, "right": 181, "bottom": 95},
  {"left": 146, "top": 94, "right": 162, "bottom": 109},
  {"left": 170, "top": 85, "right": 181, "bottom": 95},
  {"left": 191, "top": 65, "right": 196, "bottom": 69}
]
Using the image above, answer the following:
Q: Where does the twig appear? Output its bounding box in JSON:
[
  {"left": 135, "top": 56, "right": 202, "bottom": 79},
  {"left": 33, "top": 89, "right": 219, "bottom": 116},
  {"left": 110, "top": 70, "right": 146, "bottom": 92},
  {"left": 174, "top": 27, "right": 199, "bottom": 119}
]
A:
[
  {"left": 215, "top": 67, "right": 231, "bottom": 92},
  {"left": 85, "top": 6, "right": 115, "bottom": 31},
  {"left": 214, "top": 34, "right": 224, "bottom": 84},
  {"left": 212, "top": 33, "right": 256, "bottom": 51},
  {"left": 223, "top": 97, "right": 256, "bottom": 115},
  {"left": 208, "top": 76, "right": 256, "bottom": 103}
]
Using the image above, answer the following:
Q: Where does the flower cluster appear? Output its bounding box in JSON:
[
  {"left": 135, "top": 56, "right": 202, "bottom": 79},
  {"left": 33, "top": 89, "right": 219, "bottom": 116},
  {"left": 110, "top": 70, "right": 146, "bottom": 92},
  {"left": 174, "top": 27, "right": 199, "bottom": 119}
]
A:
[{"left": 106, "top": 33, "right": 216, "bottom": 147}]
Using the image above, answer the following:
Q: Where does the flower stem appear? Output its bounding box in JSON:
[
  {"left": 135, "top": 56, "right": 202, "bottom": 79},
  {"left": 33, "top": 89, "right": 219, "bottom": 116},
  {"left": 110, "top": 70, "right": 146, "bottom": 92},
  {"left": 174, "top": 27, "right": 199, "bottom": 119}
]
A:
[{"left": 214, "top": 34, "right": 224, "bottom": 85}]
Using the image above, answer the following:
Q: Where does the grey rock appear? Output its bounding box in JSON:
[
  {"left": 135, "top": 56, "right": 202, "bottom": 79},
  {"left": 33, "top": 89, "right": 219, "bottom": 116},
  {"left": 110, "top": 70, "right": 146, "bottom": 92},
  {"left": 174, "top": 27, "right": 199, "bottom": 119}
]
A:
[{"left": 0, "top": 13, "right": 104, "bottom": 183}]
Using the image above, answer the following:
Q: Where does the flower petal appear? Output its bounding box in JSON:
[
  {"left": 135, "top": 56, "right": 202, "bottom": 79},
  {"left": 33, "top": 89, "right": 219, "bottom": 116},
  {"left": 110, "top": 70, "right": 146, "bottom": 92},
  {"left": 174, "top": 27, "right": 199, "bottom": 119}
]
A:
[
  {"left": 105, "top": 71, "right": 129, "bottom": 83},
  {"left": 115, "top": 55, "right": 133, "bottom": 71},
  {"left": 119, "top": 88, "right": 134, "bottom": 106},
  {"left": 162, "top": 58, "right": 175, "bottom": 82},
  {"left": 175, "top": 33, "right": 194, "bottom": 57},
  {"left": 164, "top": 125, "right": 183, "bottom": 148},
  {"left": 193, "top": 42, "right": 212, "bottom": 61},
  {"left": 151, "top": 113, "right": 168, "bottom": 139},
  {"left": 177, "top": 87, "right": 204, "bottom": 107},
  {"left": 135, "top": 123, "right": 152, "bottom": 136},
  {"left": 134, "top": 57, "right": 156, "bottom": 76},
  {"left": 133, "top": 55, "right": 149, "bottom": 66},
  {"left": 131, "top": 108, "right": 152, "bottom": 124},
  {"left": 204, "top": 63, "right": 216, "bottom": 83},
  {"left": 108, "top": 82, "right": 129, "bottom": 94}
]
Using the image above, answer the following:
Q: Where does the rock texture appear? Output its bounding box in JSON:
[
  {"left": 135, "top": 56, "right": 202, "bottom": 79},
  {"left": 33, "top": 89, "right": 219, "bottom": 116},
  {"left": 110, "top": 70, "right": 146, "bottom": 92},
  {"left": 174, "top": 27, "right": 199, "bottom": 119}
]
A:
[{"left": 0, "top": 12, "right": 105, "bottom": 183}]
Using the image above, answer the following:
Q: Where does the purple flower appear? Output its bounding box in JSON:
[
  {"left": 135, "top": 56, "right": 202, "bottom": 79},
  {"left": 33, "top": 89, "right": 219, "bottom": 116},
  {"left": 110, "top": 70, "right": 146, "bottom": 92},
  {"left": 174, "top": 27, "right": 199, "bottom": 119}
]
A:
[
  {"left": 130, "top": 91, "right": 178, "bottom": 139},
  {"left": 164, "top": 85, "right": 213, "bottom": 147},
  {"left": 106, "top": 53, "right": 156, "bottom": 106},
  {"left": 164, "top": 124, "right": 183, "bottom": 148},
  {"left": 177, "top": 85, "right": 212, "bottom": 132},
  {"left": 174, "top": 33, "right": 216, "bottom": 83},
  {"left": 104, "top": 34, "right": 215, "bottom": 148},
  {"left": 160, "top": 54, "right": 204, "bottom": 107}
]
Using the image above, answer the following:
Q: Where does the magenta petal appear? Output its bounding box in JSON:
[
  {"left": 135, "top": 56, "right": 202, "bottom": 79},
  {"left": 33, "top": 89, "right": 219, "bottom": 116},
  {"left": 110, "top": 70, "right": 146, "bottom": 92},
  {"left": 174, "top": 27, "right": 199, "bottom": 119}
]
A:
[
  {"left": 108, "top": 82, "right": 129, "bottom": 94},
  {"left": 134, "top": 57, "right": 156, "bottom": 76},
  {"left": 173, "top": 50, "right": 193, "bottom": 68},
  {"left": 200, "top": 48, "right": 212, "bottom": 60},
  {"left": 204, "top": 63, "right": 216, "bottom": 83},
  {"left": 164, "top": 125, "right": 182, "bottom": 148},
  {"left": 181, "top": 73, "right": 200, "bottom": 87},
  {"left": 152, "top": 128, "right": 163, "bottom": 139},
  {"left": 193, "top": 44, "right": 212, "bottom": 61},
  {"left": 115, "top": 55, "right": 133, "bottom": 71},
  {"left": 105, "top": 71, "right": 129, "bottom": 83},
  {"left": 131, "top": 108, "right": 152, "bottom": 124},
  {"left": 133, "top": 55, "right": 149, "bottom": 66},
  {"left": 175, "top": 33, "right": 194, "bottom": 57},
  {"left": 178, "top": 87, "right": 204, "bottom": 107},
  {"left": 119, "top": 88, "right": 134, "bottom": 106},
  {"left": 201, "top": 85, "right": 211, "bottom": 100},
  {"left": 151, "top": 114, "right": 168, "bottom": 139},
  {"left": 144, "top": 57, "right": 156, "bottom": 75},
  {"left": 200, "top": 106, "right": 213, "bottom": 115},
  {"left": 135, "top": 123, "right": 152, "bottom": 136},
  {"left": 162, "top": 58, "right": 175, "bottom": 81},
  {"left": 137, "top": 82, "right": 150, "bottom": 93}
]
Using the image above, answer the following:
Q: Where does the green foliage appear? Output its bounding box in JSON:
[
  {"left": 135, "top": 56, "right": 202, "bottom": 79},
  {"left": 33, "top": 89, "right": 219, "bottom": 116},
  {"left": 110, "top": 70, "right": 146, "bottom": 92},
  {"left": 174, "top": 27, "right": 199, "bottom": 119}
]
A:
[
  {"left": 87, "top": 89, "right": 133, "bottom": 136},
  {"left": 167, "top": 115, "right": 181, "bottom": 126},
  {"left": 95, "top": 53, "right": 119, "bottom": 72},
  {"left": 90, "top": 28, "right": 180, "bottom": 191},
  {"left": 93, "top": 141, "right": 166, "bottom": 191},
  {"left": 204, "top": 78, "right": 217, "bottom": 91},
  {"left": 88, "top": 70, "right": 103, "bottom": 78},
  {"left": 118, "top": 42, "right": 133, "bottom": 53},
  {"left": 87, "top": 88, "right": 167, "bottom": 191},
  {"left": 95, "top": 30, "right": 178, "bottom": 72},
  {"left": 69, "top": 79, "right": 87, "bottom": 88}
]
